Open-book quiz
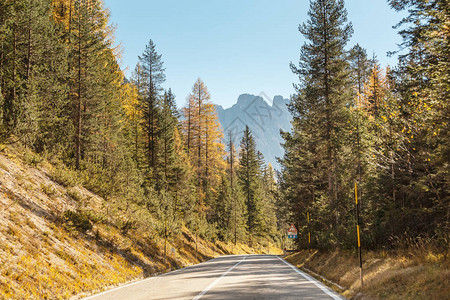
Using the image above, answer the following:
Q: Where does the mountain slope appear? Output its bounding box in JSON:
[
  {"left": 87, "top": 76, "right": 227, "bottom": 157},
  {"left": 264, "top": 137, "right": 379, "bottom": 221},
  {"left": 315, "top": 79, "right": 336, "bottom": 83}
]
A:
[
  {"left": 216, "top": 94, "right": 292, "bottom": 169},
  {"left": 0, "top": 145, "right": 278, "bottom": 299}
]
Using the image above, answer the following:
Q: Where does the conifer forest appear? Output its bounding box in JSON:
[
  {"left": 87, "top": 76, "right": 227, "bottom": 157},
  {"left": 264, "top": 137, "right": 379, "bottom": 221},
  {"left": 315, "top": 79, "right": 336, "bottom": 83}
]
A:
[{"left": 0, "top": 0, "right": 448, "bottom": 262}]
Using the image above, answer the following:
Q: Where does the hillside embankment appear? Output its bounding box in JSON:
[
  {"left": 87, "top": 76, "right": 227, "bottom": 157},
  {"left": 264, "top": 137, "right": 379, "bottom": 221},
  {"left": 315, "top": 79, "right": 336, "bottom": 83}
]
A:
[
  {"left": 0, "top": 145, "right": 281, "bottom": 299},
  {"left": 285, "top": 248, "right": 449, "bottom": 300}
]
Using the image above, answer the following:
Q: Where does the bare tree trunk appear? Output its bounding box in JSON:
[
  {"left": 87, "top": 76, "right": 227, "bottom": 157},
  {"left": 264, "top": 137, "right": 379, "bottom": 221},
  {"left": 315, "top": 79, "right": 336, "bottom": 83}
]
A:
[
  {"left": 0, "top": 39, "right": 4, "bottom": 99},
  {"left": 148, "top": 63, "right": 155, "bottom": 174},
  {"left": 9, "top": 22, "right": 17, "bottom": 126},
  {"left": 205, "top": 116, "right": 209, "bottom": 192},
  {"left": 197, "top": 88, "right": 201, "bottom": 189},
  {"left": 134, "top": 68, "right": 140, "bottom": 165},
  {"left": 75, "top": 5, "right": 82, "bottom": 170},
  {"left": 187, "top": 100, "right": 191, "bottom": 155},
  {"left": 164, "top": 121, "right": 168, "bottom": 180},
  {"left": 25, "top": 13, "right": 31, "bottom": 83},
  {"left": 229, "top": 132, "right": 236, "bottom": 245}
]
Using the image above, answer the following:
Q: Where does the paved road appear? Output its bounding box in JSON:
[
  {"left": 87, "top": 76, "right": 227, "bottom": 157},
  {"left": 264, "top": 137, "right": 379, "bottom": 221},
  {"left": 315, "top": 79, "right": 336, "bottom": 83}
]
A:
[{"left": 84, "top": 255, "right": 344, "bottom": 300}]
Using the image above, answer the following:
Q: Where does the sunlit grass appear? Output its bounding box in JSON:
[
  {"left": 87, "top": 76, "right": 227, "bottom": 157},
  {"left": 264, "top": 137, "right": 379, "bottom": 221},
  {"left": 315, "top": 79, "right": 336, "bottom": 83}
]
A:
[{"left": 286, "top": 248, "right": 449, "bottom": 300}]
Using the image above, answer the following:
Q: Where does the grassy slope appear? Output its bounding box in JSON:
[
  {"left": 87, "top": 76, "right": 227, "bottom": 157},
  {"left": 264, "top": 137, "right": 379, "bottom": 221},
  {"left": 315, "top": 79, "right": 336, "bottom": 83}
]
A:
[
  {"left": 285, "top": 249, "right": 449, "bottom": 300},
  {"left": 0, "top": 145, "right": 281, "bottom": 299}
]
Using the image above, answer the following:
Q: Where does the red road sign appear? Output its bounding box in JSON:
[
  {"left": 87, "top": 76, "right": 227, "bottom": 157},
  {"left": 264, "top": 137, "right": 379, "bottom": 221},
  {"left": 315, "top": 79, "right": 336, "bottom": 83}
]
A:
[
  {"left": 287, "top": 224, "right": 297, "bottom": 238},
  {"left": 288, "top": 224, "right": 297, "bottom": 234}
]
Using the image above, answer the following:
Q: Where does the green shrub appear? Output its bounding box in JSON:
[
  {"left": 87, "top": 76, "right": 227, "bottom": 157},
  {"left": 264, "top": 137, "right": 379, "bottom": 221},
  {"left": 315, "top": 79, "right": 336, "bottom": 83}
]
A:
[
  {"left": 50, "top": 165, "right": 80, "bottom": 187},
  {"left": 67, "top": 188, "right": 85, "bottom": 202},
  {"left": 41, "top": 184, "right": 56, "bottom": 196},
  {"left": 80, "top": 166, "right": 111, "bottom": 198},
  {"left": 24, "top": 150, "right": 43, "bottom": 166},
  {"left": 63, "top": 210, "right": 93, "bottom": 232}
]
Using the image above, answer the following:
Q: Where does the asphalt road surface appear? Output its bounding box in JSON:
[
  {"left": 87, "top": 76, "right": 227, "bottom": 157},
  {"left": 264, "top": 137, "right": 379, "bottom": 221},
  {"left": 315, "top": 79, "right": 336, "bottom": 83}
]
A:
[{"left": 84, "top": 255, "right": 344, "bottom": 300}]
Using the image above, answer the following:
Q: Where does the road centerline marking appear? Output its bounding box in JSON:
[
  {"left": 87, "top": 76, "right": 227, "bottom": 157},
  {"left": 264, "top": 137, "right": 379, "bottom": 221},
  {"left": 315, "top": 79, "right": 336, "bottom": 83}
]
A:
[
  {"left": 192, "top": 256, "right": 247, "bottom": 300},
  {"left": 277, "top": 256, "right": 344, "bottom": 300}
]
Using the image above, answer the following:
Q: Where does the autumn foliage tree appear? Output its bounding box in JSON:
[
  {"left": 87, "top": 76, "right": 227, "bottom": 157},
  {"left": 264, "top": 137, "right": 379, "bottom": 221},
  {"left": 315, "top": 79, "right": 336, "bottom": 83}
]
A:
[{"left": 182, "top": 79, "right": 226, "bottom": 213}]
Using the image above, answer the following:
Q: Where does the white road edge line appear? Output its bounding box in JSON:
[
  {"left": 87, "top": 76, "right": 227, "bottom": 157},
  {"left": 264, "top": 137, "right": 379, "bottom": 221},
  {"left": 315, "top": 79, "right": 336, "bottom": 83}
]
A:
[
  {"left": 82, "top": 276, "right": 157, "bottom": 299},
  {"left": 192, "top": 256, "right": 248, "bottom": 300},
  {"left": 277, "top": 256, "right": 344, "bottom": 300},
  {"left": 83, "top": 260, "right": 209, "bottom": 299}
]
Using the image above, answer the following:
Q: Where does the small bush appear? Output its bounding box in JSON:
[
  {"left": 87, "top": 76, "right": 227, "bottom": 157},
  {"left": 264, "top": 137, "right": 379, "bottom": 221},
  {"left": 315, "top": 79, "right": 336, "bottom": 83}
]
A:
[
  {"left": 50, "top": 165, "right": 80, "bottom": 187},
  {"left": 41, "top": 184, "right": 56, "bottom": 196},
  {"left": 24, "top": 151, "right": 43, "bottom": 166},
  {"left": 63, "top": 210, "right": 93, "bottom": 232},
  {"left": 67, "top": 188, "right": 85, "bottom": 202}
]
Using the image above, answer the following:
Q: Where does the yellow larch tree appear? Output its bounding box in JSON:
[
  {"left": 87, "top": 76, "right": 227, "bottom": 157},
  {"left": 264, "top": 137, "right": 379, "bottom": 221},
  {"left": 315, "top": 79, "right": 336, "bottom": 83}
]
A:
[
  {"left": 362, "top": 62, "right": 388, "bottom": 116},
  {"left": 182, "top": 79, "right": 226, "bottom": 209}
]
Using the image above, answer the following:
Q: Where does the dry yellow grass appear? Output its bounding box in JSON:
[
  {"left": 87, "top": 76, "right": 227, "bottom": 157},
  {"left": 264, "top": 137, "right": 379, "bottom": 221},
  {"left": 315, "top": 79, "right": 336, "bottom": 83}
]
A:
[{"left": 285, "top": 248, "right": 449, "bottom": 300}]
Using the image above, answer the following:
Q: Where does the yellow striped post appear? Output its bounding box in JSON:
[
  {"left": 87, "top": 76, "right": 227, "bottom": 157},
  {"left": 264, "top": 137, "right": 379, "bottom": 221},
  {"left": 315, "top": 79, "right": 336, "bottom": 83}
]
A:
[
  {"left": 355, "top": 182, "right": 363, "bottom": 288},
  {"left": 307, "top": 212, "right": 310, "bottom": 253}
]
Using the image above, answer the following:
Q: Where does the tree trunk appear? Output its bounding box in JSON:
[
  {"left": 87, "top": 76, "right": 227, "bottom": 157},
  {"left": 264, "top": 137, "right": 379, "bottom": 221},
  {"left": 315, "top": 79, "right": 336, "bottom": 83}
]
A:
[
  {"left": 75, "top": 7, "right": 82, "bottom": 170},
  {"left": 197, "top": 88, "right": 201, "bottom": 189},
  {"left": 187, "top": 100, "right": 191, "bottom": 155}
]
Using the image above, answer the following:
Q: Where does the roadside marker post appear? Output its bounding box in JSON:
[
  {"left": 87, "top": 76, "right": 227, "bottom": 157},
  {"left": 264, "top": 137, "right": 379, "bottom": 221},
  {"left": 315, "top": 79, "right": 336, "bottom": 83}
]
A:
[
  {"left": 307, "top": 212, "right": 310, "bottom": 253},
  {"left": 164, "top": 218, "right": 167, "bottom": 263},
  {"left": 195, "top": 227, "right": 198, "bottom": 261},
  {"left": 355, "top": 182, "right": 363, "bottom": 289}
]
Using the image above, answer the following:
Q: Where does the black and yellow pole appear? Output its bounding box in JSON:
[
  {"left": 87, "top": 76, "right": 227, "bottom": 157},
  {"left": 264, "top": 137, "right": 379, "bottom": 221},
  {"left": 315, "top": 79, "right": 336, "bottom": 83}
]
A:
[
  {"left": 195, "top": 226, "right": 198, "bottom": 262},
  {"left": 164, "top": 218, "right": 167, "bottom": 263},
  {"left": 307, "top": 211, "right": 310, "bottom": 253},
  {"left": 355, "top": 182, "right": 363, "bottom": 288}
]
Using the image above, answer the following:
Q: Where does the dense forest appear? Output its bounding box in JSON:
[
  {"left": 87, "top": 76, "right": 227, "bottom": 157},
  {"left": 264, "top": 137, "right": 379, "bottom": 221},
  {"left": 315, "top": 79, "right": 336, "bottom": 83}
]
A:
[
  {"left": 0, "top": 0, "right": 448, "bottom": 253},
  {"left": 279, "top": 0, "right": 448, "bottom": 250},
  {"left": 0, "top": 0, "right": 278, "bottom": 246}
]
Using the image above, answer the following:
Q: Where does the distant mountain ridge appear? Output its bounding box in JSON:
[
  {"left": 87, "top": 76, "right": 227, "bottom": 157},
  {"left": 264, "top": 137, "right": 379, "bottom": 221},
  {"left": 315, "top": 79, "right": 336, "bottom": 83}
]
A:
[{"left": 216, "top": 93, "right": 292, "bottom": 170}]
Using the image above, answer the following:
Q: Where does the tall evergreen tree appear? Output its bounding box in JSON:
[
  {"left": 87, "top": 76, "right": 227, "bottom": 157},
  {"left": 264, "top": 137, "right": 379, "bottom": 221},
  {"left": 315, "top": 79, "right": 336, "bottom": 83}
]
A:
[
  {"left": 238, "top": 126, "right": 263, "bottom": 237},
  {"left": 384, "top": 0, "right": 449, "bottom": 241},
  {"left": 260, "top": 164, "right": 278, "bottom": 237},
  {"left": 0, "top": 0, "right": 68, "bottom": 145},
  {"left": 156, "top": 89, "right": 179, "bottom": 190},
  {"left": 138, "top": 39, "right": 165, "bottom": 180},
  {"left": 348, "top": 44, "right": 371, "bottom": 205},
  {"left": 282, "top": 0, "right": 354, "bottom": 247}
]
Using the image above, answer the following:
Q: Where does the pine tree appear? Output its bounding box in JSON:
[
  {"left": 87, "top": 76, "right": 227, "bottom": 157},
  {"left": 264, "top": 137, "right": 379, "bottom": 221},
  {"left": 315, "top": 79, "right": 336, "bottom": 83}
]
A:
[
  {"left": 122, "top": 73, "right": 143, "bottom": 167},
  {"left": 365, "top": 58, "right": 387, "bottom": 116},
  {"left": 214, "top": 131, "right": 246, "bottom": 243},
  {"left": 171, "top": 126, "right": 196, "bottom": 221},
  {"left": 258, "top": 163, "right": 278, "bottom": 238},
  {"left": 283, "top": 0, "right": 354, "bottom": 246},
  {"left": 349, "top": 45, "right": 371, "bottom": 101},
  {"left": 214, "top": 175, "right": 233, "bottom": 241},
  {"left": 0, "top": 0, "right": 69, "bottom": 148},
  {"left": 384, "top": 0, "right": 449, "bottom": 241},
  {"left": 238, "top": 126, "right": 263, "bottom": 236},
  {"left": 348, "top": 44, "right": 371, "bottom": 205},
  {"left": 0, "top": 0, "right": 21, "bottom": 136},
  {"left": 138, "top": 39, "right": 165, "bottom": 180},
  {"left": 156, "top": 89, "right": 179, "bottom": 190},
  {"left": 228, "top": 130, "right": 238, "bottom": 243}
]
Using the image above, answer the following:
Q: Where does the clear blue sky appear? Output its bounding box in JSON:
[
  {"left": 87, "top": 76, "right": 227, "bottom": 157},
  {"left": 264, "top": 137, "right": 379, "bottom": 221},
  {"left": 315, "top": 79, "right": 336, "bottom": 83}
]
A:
[{"left": 105, "top": 0, "right": 406, "bottom": 108}]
